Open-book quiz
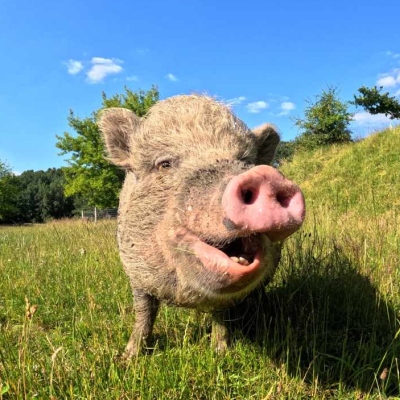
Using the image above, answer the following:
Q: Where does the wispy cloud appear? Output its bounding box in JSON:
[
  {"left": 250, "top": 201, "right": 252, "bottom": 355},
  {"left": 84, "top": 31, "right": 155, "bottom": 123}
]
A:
[
  {"left": 278, "top": 101, "right": 296, "bottom": 116},
  {"left": 126, "top": 75, "right": 139, "bottom": 82},
  {"left": 86, "top": 57, "right": 123, "bottom": 84},
  {"left": 166, "top": 73, "right": 178, "bottom": 82},
  {"left": 376, "top": 68, "right": 400, "bottom": 88},
  {"left": 246, "top": 101, "right": 268, "bottom": 113},
  {"left": 377, "top": 75, "right": 397, "bottom": 87},
  {"left": 226, "top": 96, "right": 246, "bottom": 106},
  {"left": 386, "top": 50, "right": 400, "bottom": 59},
  {"left": 65, "top": 59, "right": 83, "bottom": 75},
  {"left": 352, "top": 112, "right": 392, "bottom": 126}
]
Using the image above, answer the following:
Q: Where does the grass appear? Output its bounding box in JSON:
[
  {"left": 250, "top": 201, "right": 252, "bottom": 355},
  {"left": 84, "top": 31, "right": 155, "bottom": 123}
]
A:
[{"left": 1, "top": 127, "right": 400, "bottom": 398}]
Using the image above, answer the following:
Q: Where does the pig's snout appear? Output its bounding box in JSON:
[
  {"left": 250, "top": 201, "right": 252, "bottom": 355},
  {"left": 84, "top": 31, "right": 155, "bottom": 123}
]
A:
[{"left": 222, "top": 165, "right": 305, "bottom": 241}]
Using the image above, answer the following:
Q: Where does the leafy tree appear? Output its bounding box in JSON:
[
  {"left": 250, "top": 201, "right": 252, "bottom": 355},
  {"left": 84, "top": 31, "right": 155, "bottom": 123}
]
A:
[
  {"left": 353, "top": 85, "right": 400, "bottom": 120},
  {"left": 294, "top": 87, "right": 353, "bottom": 150},
  {"left": 56, "top": 86, "right": 159, "bottom": 208},
  {"left": 36, "top": 169, "right": 75, "bottom": 220},
  {"left": 13, "top": 168, "right": 75, "bottom": 223},
  {"left": 274, "top": 140, "right": 296, "bottom": 165},
  {"left": 14, "top": 170, "right": 41, "bottom": 222},
  {"left": 0, "top": 160, "right": 18, "bottom": 222}
]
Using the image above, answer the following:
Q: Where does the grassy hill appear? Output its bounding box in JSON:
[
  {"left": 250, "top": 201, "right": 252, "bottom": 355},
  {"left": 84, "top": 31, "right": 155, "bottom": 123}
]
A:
[
  {"left": 279, "top": 126, "right": 400, "bottom": 302},
  {"left": 281, "top": 126, "right": 400, "bottom": 217},
  {"left": 0, "top": 127, "right": 399, "bottom": 399}
]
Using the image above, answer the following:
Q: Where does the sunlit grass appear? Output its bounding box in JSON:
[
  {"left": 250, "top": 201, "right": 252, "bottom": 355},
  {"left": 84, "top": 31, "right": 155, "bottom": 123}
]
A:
[{"left": 1, "top": 127, "right": 400, "bottom": 398}]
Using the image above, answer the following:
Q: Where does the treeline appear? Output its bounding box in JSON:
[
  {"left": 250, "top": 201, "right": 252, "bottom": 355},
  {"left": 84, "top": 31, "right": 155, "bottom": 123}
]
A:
[{"left": 0, "top": 166, "right": 83, "bottom": 223}]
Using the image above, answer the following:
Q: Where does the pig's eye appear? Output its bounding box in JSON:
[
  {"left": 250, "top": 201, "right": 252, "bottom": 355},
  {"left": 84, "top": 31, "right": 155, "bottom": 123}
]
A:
[
  {"left": 158, "top": 161, "right": 171, "bottom": 170},
  {"left": 155, "top": 156, "right": 174, "bottom": 171}
]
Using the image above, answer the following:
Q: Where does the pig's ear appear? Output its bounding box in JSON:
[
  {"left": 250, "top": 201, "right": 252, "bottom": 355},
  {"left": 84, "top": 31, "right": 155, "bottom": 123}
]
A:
[
  {"left": 98, "top": 108, "right": 140, "bottom": 168},
  {"left": 252, "top": 123, "right": 280, "bottom": 165}
]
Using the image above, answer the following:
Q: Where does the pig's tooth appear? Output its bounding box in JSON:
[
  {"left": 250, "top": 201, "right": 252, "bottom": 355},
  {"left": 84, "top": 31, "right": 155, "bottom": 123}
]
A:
[
  {"left": 238, "top": 257, "right": 250, "bottom": 266},
  {"left": 229, "top": 256, "right": 251, "bottom": 266}
]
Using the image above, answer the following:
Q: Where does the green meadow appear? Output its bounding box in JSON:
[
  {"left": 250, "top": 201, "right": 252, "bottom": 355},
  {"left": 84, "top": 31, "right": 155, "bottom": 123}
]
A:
[{"left": 1, "top": 127, "right": 400, "bottom": 399}]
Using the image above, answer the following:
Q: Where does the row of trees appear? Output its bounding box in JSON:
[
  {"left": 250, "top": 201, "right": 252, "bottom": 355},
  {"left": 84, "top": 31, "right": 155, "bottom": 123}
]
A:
[
  {"left": 1, "top": 84, "right": 399, "bottom": 223},
  {"left": 0, "top": 165, "right": 76, "bottom": 223}
]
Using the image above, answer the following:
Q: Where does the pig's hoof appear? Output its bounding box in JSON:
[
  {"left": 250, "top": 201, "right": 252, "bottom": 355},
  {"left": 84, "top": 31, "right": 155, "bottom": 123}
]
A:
[{"left": 122, "top": 343, "right": 141, "bottom": 360}]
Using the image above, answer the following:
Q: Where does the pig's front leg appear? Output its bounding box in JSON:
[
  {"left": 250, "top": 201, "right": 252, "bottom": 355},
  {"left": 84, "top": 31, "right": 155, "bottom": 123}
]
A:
[
  {"left": 211, "top": 312, "right": 230, "bottom": 353},
  {"left": 124, "top": 289, "right": 160, "bottom": 359}
]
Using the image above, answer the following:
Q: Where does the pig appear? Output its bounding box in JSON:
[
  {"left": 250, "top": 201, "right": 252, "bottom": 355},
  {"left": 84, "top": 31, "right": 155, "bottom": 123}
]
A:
[{"left": 98, "top": 94, "right": 305, "bottom": 358}]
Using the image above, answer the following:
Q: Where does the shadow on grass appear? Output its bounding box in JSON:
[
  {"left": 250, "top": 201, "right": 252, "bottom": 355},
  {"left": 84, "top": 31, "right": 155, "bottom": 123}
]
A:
[{"left": 225, "top": 236, "right": 400, "bottom": 396}]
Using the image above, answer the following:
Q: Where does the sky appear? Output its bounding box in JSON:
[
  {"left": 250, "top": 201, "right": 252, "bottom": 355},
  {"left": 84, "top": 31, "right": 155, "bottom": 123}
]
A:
[{"left": 1, "top": 0, "right": 400, "bottom": 173}]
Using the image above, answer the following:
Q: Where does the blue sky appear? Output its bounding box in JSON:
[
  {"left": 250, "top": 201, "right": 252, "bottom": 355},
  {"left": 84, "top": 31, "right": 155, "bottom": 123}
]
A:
[{"left": 1, "top": 0, "right": 400, "bottom": 173}]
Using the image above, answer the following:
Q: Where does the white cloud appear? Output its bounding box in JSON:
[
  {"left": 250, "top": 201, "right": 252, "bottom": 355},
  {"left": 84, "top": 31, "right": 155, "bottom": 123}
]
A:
[
  {"left": 386, "top": 50, "right": 400, "bottom": 59},
  {"left": 377, "top": 75, "right": 397, "bottom": 87},
  {"left": 376, "top": 68, "right": 400, "bottom": 88},
  {"left": 352, "top": 112, "right": 392, "bottom": 126},
  {"left": 281, "top": 101, "right": 296, "bottom": 111},
  {"left": 226, "top": 96, "right": 246, "bottom": 106},
  {"left": 395, "top": 89, "right": 400, "bottom": 96},
  {"left": 246, "top": 101, "right": 268, "bottom": 113},
  {"left": 65, "top": 59, "right": 83, "bottom": 75},
  {"left": 166, "top": 73, "right": 178, "bottom": 82},
  {"left": 86, "top": 57, "right": 123, "bottom": 84},
  {"left": 278, "top": 101, "right": 296, "bottom": 115},
  {"left": 126, "top": 75, "right": 139, "bottom": 82}
]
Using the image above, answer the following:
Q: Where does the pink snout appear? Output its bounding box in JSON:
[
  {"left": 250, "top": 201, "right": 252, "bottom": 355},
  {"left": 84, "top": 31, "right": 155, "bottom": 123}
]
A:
[{"left": 222, "top": 165, "right": 305, "bottom": 241}]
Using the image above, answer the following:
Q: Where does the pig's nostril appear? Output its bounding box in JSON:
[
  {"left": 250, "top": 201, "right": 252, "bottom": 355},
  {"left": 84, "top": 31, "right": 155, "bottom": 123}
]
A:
[
  {"left": 242, "top": 189, "right": 254, "bottom": 205},
  {"left": 276, "top": 191, "right": 292, "bottom": 208}
]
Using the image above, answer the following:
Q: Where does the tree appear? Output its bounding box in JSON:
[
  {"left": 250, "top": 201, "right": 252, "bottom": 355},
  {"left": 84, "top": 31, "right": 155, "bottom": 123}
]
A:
[
  {"left": 56, "top": 86, "right": 159, "bottom": 208},
  {"left": 0, "top": 160, "right": 18, "bottom": 222},
  {"left": 353, "top": 86, "right": 400, "bottom": 120},
  {"left": 294, "top": 87, "right": 353, "bottom": 150},
  {"left": 13, "top": 170, "right": 41, "bottom": 222},
  {"left": 274, "top": 140, "right": 296, "bottom": 165},
  {"left": 37, "top": 169, "right": 75, "bottom": 220},
  {"left": 11, "top": 168, "right": 75, "bottom": 223}
]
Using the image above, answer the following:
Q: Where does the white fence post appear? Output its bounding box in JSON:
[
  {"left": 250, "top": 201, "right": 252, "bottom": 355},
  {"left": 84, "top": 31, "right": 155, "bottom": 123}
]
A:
[{"left": 80, "top": 207, "right": 118, "bottom": 221}]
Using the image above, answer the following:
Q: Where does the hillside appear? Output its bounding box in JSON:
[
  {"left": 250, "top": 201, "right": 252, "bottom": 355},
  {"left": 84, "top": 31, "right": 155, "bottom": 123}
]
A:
[
  {"left": 280, "top": 126, "right": 400, "bottom": 217},
  {"left": 280, "top": 125, "right": 400, "bottom": 300}
]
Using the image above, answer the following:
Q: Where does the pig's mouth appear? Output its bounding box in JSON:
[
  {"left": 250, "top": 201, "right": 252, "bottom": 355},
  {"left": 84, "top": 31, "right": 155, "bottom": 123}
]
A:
[
  {"left": 179, "top": 230, "right": 265, "bottom": 286},
  {"left": 210, "top": 236, "right": 261, "bottom": 267}
]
